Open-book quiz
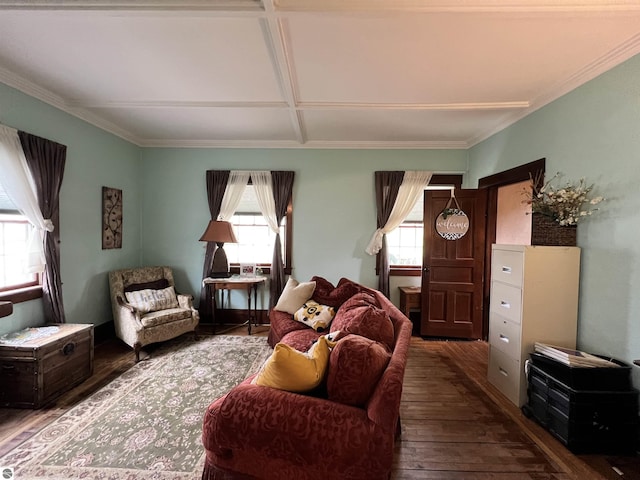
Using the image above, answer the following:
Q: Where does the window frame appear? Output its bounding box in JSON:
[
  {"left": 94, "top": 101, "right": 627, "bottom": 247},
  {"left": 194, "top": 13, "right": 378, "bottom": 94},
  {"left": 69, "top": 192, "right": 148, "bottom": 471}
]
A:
[
  {"left": 0, "top": 212, "right": 48, "bottom": 304},
  {"left": 228, "top": 186, "right": 293, "bottom": 276},
  {"left": 376, "top": 174, "right": 463, "bottom": 276}
]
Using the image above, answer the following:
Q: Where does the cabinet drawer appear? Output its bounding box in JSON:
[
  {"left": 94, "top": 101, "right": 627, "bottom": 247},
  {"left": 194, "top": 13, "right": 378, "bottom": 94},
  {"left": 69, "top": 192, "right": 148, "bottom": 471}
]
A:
[
  {"left": 492, "top": 249, "right": 524, "bottom": 287},
  {"left": 489, "top": 314, "right": 521, "bottom": 359},
  {"left": 490, "top": 281, "right": 522, "bottom": 325},
  {"left": 488, "top": 346, "right": 522, "bottom": 406}
]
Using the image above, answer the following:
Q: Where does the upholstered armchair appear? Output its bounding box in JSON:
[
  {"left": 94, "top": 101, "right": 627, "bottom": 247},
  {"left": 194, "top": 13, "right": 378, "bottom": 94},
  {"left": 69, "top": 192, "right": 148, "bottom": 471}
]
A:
[{"left": 108, "top": 266, "right": 199, "bottom": 362}]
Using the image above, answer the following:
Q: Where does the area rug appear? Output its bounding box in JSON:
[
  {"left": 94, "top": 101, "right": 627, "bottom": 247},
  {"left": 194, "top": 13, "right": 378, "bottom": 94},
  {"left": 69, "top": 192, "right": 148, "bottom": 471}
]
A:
[{"left": 0, "top": 334, "right": 272, "bottom": 480}]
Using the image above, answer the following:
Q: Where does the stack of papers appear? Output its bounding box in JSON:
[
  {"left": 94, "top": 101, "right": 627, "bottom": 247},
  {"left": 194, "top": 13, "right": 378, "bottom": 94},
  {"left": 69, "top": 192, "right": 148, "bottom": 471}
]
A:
[{"left": 534, "top": 343, "right": 621, "bottom": 368}]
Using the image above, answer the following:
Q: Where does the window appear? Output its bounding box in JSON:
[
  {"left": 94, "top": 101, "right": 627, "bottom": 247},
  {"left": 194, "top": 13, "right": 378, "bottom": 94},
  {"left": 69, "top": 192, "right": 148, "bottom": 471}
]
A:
[
  {"left": 0, "top": 182, "right": 42, "bottom": 303},
  {"left": 383, "top": 174, "right": 463, "bottom": 276},
  {"left": 0, "top": 213, "right": 38, "bottom": 291},
  {"left": 223, "top": 185, "right": 291, "bottom": 274}
]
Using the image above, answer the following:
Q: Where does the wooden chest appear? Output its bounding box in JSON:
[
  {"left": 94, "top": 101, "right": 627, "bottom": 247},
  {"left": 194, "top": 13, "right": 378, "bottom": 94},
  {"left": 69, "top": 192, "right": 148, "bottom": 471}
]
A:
[{"left": 0, "top": 323, "right": 94, "bottom": 408}]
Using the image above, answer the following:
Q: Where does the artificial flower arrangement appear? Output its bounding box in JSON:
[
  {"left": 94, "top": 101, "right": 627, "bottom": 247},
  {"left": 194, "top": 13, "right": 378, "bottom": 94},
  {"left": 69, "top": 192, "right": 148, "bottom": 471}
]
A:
[{"left": 524, "top": 172, "right": 605, "bottom": 226}]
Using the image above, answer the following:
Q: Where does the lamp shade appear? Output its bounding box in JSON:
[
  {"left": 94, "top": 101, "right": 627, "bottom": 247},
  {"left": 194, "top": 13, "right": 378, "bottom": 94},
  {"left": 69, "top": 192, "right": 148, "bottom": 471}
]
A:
[{"left": 199, "top": 220, "right": 238, "bottom": 244}]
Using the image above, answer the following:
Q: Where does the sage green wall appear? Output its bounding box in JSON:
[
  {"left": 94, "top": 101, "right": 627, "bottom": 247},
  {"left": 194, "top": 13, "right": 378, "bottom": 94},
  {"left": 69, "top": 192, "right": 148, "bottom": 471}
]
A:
[
  {"left": 0, "top": 83, "right": 142, "bottom": 336},
  {"left": 139, "top": 149, "right": 468, "bottom": 309},
  {"left": 466, "top": 54, "right": 640, "bottom": 378}
]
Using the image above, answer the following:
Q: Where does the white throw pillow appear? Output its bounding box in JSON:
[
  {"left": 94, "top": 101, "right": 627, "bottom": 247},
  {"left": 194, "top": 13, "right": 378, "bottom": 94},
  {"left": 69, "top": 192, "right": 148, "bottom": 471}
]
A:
[
  {"left": 274, "top": 278, "right": 316, "bottom": 314},
  {"left": 125, "top": 286, "right": 179, "bottom": 313}
]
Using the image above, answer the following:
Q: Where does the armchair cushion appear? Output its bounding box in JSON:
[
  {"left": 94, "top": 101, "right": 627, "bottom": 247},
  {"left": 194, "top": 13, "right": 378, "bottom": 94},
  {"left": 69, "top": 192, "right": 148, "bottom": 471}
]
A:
[{"left": 124, "top": 285, "right": 179, "bottom": 313}]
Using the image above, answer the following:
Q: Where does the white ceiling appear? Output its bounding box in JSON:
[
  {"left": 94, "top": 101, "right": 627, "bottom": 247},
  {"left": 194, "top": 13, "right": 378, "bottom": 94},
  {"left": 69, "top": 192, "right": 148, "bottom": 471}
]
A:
[{"left": 1, "top": 0, "right": 640, "bottom": 149}]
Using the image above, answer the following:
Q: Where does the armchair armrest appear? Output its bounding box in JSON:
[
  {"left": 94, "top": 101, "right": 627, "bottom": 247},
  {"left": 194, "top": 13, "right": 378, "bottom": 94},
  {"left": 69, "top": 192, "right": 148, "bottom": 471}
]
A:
[
  {"left": 115, "top": 294, "right": 144, "bottom": 330},
  {"left": 177, "top": 293, "right": 194, "bottom": 309},
  {"left": 116, "top": 294, "right": 138, "bottom": 314},
  {"left": 203, "top": 383, "right": 390, "bottom": 467}
]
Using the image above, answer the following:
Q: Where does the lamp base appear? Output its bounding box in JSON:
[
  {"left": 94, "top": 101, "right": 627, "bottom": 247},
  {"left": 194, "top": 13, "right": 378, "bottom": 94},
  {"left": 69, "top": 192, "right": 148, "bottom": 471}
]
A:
[{"left": 211, "top": 244, "right": 231, "bottom": 279}]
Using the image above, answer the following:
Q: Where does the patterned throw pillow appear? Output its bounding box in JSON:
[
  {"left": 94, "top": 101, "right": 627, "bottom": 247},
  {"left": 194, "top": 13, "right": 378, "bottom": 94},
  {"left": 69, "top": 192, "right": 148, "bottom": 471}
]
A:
[
  {"left": 253, "top": 335, "right": 335, "bottom": 393},
  {"left": 293, "top": 301, "right": 336, "bottom": 332},
  {"left": 124, "top": 286, "right": 179, "bottom": 313}
]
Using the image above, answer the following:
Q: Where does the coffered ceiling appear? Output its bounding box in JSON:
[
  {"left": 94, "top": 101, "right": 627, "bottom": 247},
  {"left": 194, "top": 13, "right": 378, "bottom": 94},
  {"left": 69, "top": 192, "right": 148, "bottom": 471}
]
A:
[{"left": 1, "top": 1, "right": 640, "bottom": 148}]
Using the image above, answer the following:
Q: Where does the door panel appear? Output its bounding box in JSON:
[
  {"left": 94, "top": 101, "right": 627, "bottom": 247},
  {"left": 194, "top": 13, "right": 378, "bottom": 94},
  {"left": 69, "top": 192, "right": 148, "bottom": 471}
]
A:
[{"left": 421, "top": 189, "right": 487, "bottom": 339}]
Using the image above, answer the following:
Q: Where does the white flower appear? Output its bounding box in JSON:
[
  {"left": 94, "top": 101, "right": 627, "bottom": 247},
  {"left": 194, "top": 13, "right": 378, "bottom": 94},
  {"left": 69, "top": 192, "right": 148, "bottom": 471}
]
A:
[{"left": 524, "top": 172, "right": 604, "bottom": 225}]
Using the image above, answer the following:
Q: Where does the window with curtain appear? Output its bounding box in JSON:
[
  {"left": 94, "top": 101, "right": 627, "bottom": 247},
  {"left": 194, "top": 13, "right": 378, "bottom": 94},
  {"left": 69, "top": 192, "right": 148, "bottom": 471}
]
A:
[
  {"left": 383, "top": 174, "right": 463, "bottom": 276},
  {"left": 223, "top": 183, "right": 292, "bottom": 274},
  {"left": 0, "top": 182, "right": 40, "bottom": 292}
]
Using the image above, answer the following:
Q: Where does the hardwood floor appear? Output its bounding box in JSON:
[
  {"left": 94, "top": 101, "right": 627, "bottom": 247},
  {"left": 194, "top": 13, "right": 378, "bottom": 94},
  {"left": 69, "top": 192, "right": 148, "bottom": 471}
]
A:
[{"left": 0, "top": 326, "right": 637, "bottom": 479}]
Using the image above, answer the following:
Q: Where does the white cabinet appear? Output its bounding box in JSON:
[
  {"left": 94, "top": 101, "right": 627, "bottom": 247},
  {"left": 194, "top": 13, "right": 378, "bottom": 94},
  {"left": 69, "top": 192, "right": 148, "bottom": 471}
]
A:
[{"left": 487, "top": 244, "right": 581, "bottom": 407}]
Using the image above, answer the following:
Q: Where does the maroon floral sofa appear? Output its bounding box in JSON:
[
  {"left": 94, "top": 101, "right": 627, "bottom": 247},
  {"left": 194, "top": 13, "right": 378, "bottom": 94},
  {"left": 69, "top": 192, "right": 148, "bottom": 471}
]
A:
[{"left": 201, "top": 277, "right": 413, "bottom": 480}]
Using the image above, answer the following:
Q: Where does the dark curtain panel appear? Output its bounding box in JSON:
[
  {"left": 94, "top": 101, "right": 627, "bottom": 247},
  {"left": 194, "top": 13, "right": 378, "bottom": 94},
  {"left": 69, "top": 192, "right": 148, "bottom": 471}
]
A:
[
  {"left": 269, "top": 171, "right": 294, "bottom": 311},
  {"left": 199, "top": 170, "right": 230, "bottom": 322},
  {"left": 375, "top": 171, "right": 404, "bottom": 297},
  {"left": 18, "top": 131, "right": 67, "bottom": 323}
]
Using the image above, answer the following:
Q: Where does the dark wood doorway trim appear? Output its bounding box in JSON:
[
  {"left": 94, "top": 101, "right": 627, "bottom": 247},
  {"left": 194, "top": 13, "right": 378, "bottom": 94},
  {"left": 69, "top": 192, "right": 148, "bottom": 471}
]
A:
[{"left": 477, "top": 158, "right": 545, "bottom": 339}]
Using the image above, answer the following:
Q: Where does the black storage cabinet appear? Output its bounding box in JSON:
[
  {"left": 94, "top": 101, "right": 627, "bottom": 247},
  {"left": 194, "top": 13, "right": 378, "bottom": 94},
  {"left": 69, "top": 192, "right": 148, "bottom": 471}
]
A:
[{"left": 523, "top": 354, "right": 638, "bottom": 454}]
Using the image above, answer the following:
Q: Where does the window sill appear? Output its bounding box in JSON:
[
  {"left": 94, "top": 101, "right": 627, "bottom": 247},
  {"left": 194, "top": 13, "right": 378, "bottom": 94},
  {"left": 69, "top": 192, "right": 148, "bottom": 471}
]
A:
[
  {"left": 0, "top": 286, "right": 43, "bottom": 304},
  {"left": 389, "top": 267, "right": 421, "bottom": 277}
]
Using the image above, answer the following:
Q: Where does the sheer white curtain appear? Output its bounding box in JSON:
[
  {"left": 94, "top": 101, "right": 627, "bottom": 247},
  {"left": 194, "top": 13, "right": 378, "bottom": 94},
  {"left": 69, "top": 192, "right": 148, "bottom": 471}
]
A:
[
  {"left": 219, "top": 171, "right": 251, "bottom": 220},
  {"left": 0, "top": 125, "right": 51, "bottom": 273},
  {"left": 365, "top": 170, "right": 433, "bottom": 255},
  {"left": 251, "top": 171, "right": 279, "bottom": 234}
]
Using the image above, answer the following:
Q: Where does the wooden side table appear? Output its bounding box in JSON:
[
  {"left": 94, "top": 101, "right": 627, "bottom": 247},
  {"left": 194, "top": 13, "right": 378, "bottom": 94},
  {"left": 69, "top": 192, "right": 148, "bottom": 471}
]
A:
[
  {"left": 203, "top": 276, "right": 267, "bottom": 335},
  {"left": 399, "top": 286, "right": 421, "bottom": 319}
]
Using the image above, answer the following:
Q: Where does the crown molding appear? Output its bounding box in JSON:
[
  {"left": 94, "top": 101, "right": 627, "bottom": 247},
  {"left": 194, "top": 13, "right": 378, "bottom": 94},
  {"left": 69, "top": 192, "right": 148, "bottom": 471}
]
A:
[{"left": 0, "top": 67, "right": 140, "bottom": 144}]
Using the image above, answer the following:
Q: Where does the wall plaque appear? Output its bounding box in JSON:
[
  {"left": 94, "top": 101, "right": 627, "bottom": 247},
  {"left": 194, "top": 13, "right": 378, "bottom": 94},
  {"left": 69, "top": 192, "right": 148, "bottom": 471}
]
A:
[
  {"left": 102, "top": 186, "right": 122, "bottom": 249},
  {"left": 435, "top": 197, "right": 469, "bottom": 240}
]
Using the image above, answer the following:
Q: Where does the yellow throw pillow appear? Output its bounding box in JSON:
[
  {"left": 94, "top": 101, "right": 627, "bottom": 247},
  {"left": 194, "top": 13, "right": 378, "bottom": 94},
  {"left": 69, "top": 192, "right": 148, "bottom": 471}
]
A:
[{"left": 254, "top": 336, "right": 334, "bottom": 393}]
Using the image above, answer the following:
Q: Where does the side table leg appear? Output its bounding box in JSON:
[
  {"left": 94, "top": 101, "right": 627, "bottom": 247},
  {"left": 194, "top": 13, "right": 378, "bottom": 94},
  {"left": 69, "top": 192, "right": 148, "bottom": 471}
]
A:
[{"left": 247, "top": 285, "right": 253, "bottom": 335}]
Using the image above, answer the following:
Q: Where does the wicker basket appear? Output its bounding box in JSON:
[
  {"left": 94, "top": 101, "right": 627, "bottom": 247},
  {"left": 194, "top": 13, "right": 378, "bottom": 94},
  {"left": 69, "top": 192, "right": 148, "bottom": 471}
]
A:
[{"left": 531, "top": 213, "right": 577, "bottom": 247}]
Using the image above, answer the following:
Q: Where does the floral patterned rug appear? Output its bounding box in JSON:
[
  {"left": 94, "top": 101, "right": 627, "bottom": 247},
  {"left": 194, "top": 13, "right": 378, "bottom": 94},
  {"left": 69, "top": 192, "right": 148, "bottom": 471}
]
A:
[{"left": 0, "top": 334, "right": 272, "bottom": 480}]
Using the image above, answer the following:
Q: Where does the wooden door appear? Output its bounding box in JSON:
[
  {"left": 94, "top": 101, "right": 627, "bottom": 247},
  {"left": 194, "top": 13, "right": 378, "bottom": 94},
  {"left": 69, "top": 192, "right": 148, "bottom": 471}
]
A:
[{"left": 420, "top": 189, "right": 487, "bottom": 339}]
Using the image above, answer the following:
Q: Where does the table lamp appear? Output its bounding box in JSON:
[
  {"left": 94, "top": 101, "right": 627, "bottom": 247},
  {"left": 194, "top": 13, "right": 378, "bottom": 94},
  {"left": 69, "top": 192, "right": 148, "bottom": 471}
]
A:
[{"left": 199, "top": 220, "right": 238, "bottom": 278}]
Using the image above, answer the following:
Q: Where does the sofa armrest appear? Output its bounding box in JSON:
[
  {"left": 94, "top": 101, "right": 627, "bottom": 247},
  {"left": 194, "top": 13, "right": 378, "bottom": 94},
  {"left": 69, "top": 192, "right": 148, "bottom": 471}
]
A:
[{"left": 203, "top": 383, "right": 386, "bottom": 464}]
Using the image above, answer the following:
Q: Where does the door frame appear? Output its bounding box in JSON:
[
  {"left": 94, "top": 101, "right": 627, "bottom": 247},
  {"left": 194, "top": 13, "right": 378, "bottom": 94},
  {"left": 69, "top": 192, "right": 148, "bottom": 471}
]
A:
[{"left": 477, "top": 158, "right": 546, "bottom": 340}]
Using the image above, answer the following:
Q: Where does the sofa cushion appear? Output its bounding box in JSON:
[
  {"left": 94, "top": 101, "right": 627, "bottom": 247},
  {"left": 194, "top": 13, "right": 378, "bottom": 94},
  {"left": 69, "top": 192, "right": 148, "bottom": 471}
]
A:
[
  {"left": 293, "top": 301, "right": 336, "bottom": 333},
  {"left": 125, "top": 285, "right": 179, "bottom": 313},
  {"left": 274, "top": 278, "right": 316, "bottom": 314},
  {"left": 280, "top": 328, "right": 322, "bottom": 352},
  {"left": 330, "top": 293, "right": 394, "bottom": 350},
  {"left": 326, "top": 335, "right": 391, "bottom": 407},
  {"left": 253, "top": 336, "right": 333, "bottom": 393},
  {"left": 311, "top": 276, "right": 361, "bottom": 308}
]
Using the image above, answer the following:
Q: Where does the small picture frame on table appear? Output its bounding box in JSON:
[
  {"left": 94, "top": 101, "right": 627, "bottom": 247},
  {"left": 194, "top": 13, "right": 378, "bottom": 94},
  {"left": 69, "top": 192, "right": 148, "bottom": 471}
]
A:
[{"left": 240, "top": 263, "right": 256, "bottom": 277}]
